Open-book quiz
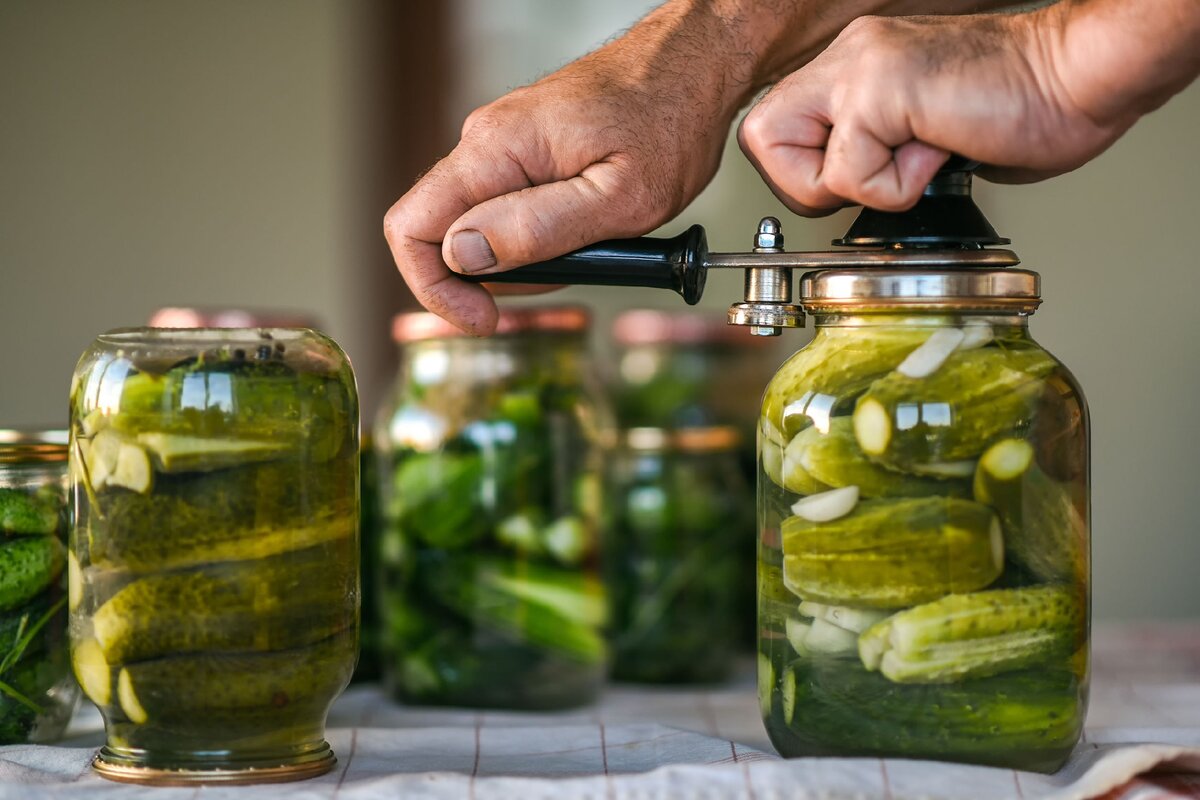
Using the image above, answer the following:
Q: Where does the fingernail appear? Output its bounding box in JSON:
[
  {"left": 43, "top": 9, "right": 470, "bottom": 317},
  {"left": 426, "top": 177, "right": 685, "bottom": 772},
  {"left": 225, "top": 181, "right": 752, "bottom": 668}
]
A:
[{"left": 449, "top": 229, "right": 496, "bottom": 273}]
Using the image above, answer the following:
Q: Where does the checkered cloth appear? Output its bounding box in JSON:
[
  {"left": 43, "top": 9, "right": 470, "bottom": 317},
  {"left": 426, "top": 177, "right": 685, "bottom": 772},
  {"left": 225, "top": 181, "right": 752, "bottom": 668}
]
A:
[{"left": 0, "top": 624, "right": 1196, "bottom": 799}]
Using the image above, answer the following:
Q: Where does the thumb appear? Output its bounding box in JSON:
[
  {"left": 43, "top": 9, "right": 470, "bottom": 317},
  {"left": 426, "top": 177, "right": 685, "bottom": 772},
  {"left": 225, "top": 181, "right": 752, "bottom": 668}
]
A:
[{"left": 441, "top": 162, "right": 669, "bottom": 275}]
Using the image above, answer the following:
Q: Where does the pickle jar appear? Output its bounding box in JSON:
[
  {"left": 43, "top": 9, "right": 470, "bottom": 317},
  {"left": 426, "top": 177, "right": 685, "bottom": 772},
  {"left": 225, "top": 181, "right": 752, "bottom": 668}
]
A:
[
  {"left": 607, "top": 426, "right": 748, "bottom": 684},
  {"left": 376, "top": 306, "right": 610, "bottom": 709},
  {"left": 0, "top": 430, "right": 80, "bottom": 743},
  {"left": 758, "top": 270, "right": 1089, "bottom": 773},
  {"left": 612, "top": 310, "right": 780, "bottom": 644},
  {"left": 69, "top": 328, "right": 360, "bottom": 784}
]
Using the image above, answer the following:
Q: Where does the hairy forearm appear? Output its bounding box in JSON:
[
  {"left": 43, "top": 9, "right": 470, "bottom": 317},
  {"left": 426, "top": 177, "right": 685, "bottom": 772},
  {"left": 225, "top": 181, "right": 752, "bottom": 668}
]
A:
[
  {"left": 603, "top": 0, "right": 1026, "bottom": 123},
  {"left": 1048, "top": 0, "right": 1200, "bottom": 127}
]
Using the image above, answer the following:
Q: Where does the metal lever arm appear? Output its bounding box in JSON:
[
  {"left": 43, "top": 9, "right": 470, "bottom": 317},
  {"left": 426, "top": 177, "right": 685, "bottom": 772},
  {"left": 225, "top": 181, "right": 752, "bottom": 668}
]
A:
[{"left": 459, "top": 225, "right": 709, "bottom": 305}]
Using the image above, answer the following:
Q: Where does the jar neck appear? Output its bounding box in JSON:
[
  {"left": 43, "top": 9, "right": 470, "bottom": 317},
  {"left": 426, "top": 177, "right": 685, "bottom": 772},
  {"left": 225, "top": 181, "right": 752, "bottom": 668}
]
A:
[
  {"left": 813, "top": 311, "right": 1031, "bottom": 331},
  {"left": 397, "top": 333, "right": 589, "bottom": 386}
]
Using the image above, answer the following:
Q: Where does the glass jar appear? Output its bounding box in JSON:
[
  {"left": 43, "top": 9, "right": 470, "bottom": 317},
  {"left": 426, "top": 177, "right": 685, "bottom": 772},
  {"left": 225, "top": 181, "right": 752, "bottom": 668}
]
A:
[
  {"left": 0, "top": 430, "right": 80, "bottom": 743},
  {"left": 612, "top": 310, "right": 780, "bottom": 647},
  {"left": 607, "top": 426, "right": 748, "bottom": 683},
  {"left": 69, "top": 328, "right": 359, "bottom": 784},
  {"left": 612, "top": 309, "right": 781, "bottom": 441},
  {"left": 757, "top": 270, "right": 1089, "bottom": 773},
  {"left": 376, "top": 306, "right": 610, "bottom": 709},
  {"left": 146, "top": 305, "right": 382, "bottom": 685},
  {"left": 353, "top": 433, "right": 381, "bottom": 683}
]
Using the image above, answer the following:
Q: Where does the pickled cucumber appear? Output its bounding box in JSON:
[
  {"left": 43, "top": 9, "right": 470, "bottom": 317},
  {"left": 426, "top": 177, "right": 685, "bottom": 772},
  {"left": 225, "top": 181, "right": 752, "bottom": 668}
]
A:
[
  {"left": 106, "top": 360, "right": 352, "bottom": 463},
  {"left": 90, "top": 459, "right": 354, "bottom": 571},
  {"left": 793, "top": 419, "right": 967, "bottom": 498},
  {"left": 853, "top": 347, "right": 1056, "bottom": 469},
  {"left": 763, "top": 328, "right": 934, "bottom": 438},
  {"left": 974, "top": 439, "right": 1086, "bottom": 582},
  {"left": 775, "top": 663, "right": 1083, "bottom": 772},
  {"left": 781, "top": 497, "right": 1002, "bottom": 608},
  {"left": 115, "top": 634, "right": 353, "bottom": 726},
  {"left": 91, "top": 546, "right": 356, "bottom": 663},
  {"left": 860, "top": 587, "right": 1084, "bottom": 683}
]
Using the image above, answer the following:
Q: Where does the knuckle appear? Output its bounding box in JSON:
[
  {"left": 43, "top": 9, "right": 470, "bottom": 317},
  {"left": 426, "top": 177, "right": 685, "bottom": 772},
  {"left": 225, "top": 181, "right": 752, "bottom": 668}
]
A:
[
  {"left": 840, "top": 14, "right": 886, "bottom": 43},
  {"left": 739, "top": 108, "right": 773, "bottom": 155},
  {"left": 382, "top": 200, "right": 409, "bottom": 245}
]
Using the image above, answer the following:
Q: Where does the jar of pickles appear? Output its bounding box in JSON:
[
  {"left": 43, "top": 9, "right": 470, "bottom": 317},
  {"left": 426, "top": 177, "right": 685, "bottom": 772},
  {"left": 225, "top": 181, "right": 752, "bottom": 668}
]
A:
[
  {"left": 612, "top": 310, "right": 780, "bottom": 646},
  {"left": 607, "top": 426, "right": 748, "bottom": 683},
  {"left": 0, "top": 430, "right": 79, "bottom": 743},
  {"left": 376, "top": 306, "right": 610, "bottom": 709},
  {"left": 69, "top": 328, "right": 359, "bottom": 784},
  {"left": 757, "top": 270, "right": 1089, "bottom": 772}
]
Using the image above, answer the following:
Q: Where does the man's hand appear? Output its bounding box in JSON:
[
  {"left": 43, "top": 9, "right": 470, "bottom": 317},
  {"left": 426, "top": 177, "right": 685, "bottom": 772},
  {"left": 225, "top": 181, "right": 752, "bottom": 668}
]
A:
[
  {"left": 384, "top": 0, "right": 1029, "bottom": 334},
  {"left": 739, "top": 0, "right": 1200, "bottom": 215},
  {"left": 383, "top": 5, "right": 753, "bottom": 335}
]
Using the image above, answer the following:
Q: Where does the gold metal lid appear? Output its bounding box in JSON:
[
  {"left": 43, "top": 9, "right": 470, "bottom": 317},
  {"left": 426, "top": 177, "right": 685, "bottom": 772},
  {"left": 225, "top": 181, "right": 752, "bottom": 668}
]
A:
[
  {"left": 0, "top": 429, "right": 68, "bottom": 464},
  {"left": 393, "top": 305, "right": 591, "bottom": 343},
  {"left": 622, "top": 426, "right": 741, "bottom": 453},
  {"left": 612, "top": 310, "right": 775, "bottom": 347},
  {"left": 149, "top": 307, "right": 321, "bottom": 329},
  {"left": 799, "top": 268, "right": 1041, "bottom": 314}
]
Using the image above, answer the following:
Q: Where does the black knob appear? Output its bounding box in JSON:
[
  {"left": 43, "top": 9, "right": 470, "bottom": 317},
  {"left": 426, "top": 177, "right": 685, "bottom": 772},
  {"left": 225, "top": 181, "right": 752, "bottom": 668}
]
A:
[{"left": 833, "top": 155, "right": 1009, "bottom": 249}]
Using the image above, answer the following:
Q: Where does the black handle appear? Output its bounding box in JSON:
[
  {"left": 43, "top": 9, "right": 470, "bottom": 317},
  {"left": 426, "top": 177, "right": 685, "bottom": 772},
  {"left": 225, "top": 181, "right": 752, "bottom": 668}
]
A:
[{"left": 460, "top": 224, "right": 709, "bottom": 305}]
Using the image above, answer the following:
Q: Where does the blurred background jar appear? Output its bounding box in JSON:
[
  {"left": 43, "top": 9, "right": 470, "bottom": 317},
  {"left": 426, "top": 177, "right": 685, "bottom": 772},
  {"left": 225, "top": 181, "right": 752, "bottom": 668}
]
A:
[
  {"left": 606, "top": 426, "right": 748, "bottom": 684},
  {"left": 757, "top": 273, "right": 1089, "bottom": 772},
  {"left": 148, "top": 306, "right": 382, "bottom": 684},
  {"left": 375, "top": 306, "right": 611, "bottom": 710},
  {"left": 611, "top": 310, "right": 782, "bottom": 647},
  {"left": 70, "top": 328, "right": 359, "bottom": 783},
  {"left": 0, "top": 430, "right": 79, "bottom": 744}
]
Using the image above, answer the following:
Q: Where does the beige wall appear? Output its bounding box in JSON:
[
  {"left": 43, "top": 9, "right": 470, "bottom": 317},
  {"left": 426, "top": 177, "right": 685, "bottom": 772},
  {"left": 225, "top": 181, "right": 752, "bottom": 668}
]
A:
[
  {"left": 2, "top": 1, "right": 1197, "bottom": 620},
  {"left": 0, "top": 0, "right": 379, "bottom": 422}
]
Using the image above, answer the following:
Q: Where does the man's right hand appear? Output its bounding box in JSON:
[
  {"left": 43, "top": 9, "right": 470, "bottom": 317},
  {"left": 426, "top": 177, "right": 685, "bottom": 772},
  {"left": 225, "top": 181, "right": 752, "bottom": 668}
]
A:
[{"left": 383, "top": 9, "right": 745, "bottom": 335}]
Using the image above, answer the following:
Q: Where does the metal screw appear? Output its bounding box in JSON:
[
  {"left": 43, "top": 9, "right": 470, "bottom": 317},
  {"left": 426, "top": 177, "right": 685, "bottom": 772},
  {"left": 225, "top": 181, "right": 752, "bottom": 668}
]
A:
[{"left": 750, "top": 326, "right": 781, "bottom": 337}]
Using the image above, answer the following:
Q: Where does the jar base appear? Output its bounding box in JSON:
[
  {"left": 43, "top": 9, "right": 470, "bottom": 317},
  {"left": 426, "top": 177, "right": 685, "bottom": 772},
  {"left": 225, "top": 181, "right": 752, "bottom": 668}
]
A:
[{"left": 92, "top": 742, "right": 337, "bottom": 786}]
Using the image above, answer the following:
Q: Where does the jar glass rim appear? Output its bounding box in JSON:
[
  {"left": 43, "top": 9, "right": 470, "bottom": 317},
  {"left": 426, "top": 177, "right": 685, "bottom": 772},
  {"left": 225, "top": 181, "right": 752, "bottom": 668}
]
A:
[{"left": 0, "top": 429, "right": 68, "bottom": 463}]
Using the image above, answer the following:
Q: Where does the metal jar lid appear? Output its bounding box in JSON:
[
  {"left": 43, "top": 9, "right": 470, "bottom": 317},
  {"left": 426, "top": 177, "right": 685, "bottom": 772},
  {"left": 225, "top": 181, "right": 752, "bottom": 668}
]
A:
[
  {"left": 0, "top": 429, "right": 69, "bottom": 464},
  {"left": 799, "top": 268, "right": 1041, "bottom": 314},
  {"left": 392, "top": 304, "right": 591, "bottom": 343},
  {"left": 622, "top": 426, "right": 741, "bottom": 453}
]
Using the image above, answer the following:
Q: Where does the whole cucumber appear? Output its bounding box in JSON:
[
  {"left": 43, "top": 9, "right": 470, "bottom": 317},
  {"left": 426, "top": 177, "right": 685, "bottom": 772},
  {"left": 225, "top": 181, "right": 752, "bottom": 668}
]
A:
[
  {"left": 0, "top": 489, "right": 60, "bottom": 536},
  {"left": 853, "top": 347, "right": 1056, "bottom": 469},
  {"left": 91, "top": 544, "right": 357, "bottom": 663},
  {"left": 90, "top": 457, "right": 355, "bottom": 572},
  {"left": 107, "top": 361, "right": 353, "bottom": 464},
  {"left": 782, "top": 497, "right": 1002, "bottom": 608},
  {"left": 859, "top": 586, "right": 1085, "bottom": 683},
  {"left": 115, "top": 633, "right": 354, "bottom": 727},
  {"left": 782, "top": 662, "right": 1083, "bottom": 772},
  {"left": 0, "top": 537, "right": 65, "bottom": 613}
]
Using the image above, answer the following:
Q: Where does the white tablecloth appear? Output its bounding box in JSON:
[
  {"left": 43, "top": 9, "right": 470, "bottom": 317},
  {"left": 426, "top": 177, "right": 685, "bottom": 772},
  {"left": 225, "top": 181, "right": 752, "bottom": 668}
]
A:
[{"left": 1, "top": 624, "right": 1197, "bottom": 799}]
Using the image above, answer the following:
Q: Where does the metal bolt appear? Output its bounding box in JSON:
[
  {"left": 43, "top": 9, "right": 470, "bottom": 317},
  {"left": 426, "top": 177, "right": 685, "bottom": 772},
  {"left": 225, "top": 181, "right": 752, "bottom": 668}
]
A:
[
  {"left": 750, "top": 326, "right": 781, "bottom": 337},
  {"left": 754, "top": 217, "right": 784, "bottom": 251}
]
